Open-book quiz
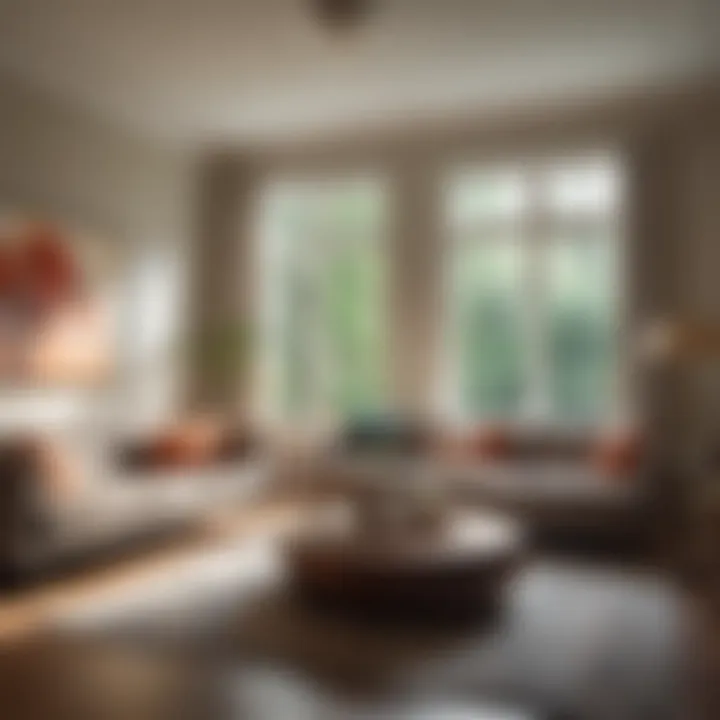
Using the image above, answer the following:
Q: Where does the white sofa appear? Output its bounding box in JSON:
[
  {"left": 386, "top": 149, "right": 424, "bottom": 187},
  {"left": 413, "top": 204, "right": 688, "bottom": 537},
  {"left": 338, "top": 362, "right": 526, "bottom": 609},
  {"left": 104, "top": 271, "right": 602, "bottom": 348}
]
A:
[
  {"left": 447, "top": 459, "right": 648, "bottom": 538},
  {"left": 0, "top": 441, "right": 268, "bottom": 583},
  {"left": 305, "top": 425, "right": 651, "bottom": 549}
]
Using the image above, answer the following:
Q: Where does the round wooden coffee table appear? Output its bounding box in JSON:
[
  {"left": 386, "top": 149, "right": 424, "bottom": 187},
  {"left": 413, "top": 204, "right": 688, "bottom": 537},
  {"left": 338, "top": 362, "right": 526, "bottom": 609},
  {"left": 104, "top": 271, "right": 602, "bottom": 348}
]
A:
[{"left": 284, "top": 508, "right": 525, "bottom": 623}]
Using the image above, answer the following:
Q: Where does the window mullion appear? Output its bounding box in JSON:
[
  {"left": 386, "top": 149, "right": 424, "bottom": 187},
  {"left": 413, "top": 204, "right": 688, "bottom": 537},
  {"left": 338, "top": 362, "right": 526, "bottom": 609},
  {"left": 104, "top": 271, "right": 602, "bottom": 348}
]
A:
[
  {"left": 522, "top": 168, "right": 550, "bottom": 422},
  {"left": 313, "top": 228, "right": 333, "bottom": 426}
]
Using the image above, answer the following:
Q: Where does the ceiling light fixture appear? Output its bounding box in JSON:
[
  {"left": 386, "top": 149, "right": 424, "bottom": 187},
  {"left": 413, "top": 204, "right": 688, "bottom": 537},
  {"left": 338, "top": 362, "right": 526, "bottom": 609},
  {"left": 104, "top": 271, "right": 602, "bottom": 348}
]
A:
[{"left": 311, "top": 0, "right": 374, "bottom": 32}]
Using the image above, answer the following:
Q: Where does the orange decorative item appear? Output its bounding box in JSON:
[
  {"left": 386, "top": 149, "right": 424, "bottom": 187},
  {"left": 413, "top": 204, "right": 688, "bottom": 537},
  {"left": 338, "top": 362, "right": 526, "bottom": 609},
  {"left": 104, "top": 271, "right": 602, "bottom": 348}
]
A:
[
  {"left": 468, "top": 425, "right": 512, "bottom": 460},
  {"left": 151, "top": 417, "right": 223, "bottom": 469},
  {"left": 151, "top": 430, "right": 192, "bottom": 468},
  {"left": 181, "top": 416, "right": 223, "bottom": 464},
  {"left": 593, "top": 431, "right": 642, "bottom": 478}
]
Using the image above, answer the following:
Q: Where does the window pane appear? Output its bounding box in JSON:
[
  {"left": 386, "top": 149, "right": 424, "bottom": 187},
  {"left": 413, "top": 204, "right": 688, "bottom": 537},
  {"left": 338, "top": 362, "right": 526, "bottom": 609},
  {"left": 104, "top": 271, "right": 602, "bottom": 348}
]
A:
[
  {"left": 543, "top": 157, "right": 621, "bottom": 216},
  {"left": 261, "top": 181, "right": 386, "bottom": 424},
  {"left": 546, "top": 230, "right": 617, "bottom": 421},
  {"left": 453, "top": 237, "right": 525, "bottom": 418},
  {"left": 319, "top": 223, "right": 384, "bottom": 415},
  {"left": 447, "top": 155, "right": 624, "bottom": 426},
  {"left": 449, "top": 169, "right": 526, "bottom": 226}
]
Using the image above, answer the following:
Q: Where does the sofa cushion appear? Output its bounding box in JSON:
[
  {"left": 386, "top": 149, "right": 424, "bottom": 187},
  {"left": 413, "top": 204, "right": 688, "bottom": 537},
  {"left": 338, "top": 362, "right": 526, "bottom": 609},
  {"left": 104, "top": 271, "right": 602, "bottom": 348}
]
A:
[
  {"left": 592, "top": 431, "right": 643, "bottom": 477},
  {"left": 441, "top": 426, "right": 597, "bottom": 463},
  {"left": 50, "top": 460, "right": 267, "bottom": 556},
  {"left": 341, "top": 415, "right": 430, "bottom": 456},
  {"left": 450, "top": 460, "right": 643, "bottom": 526},
  {"left": 465, "top": 425, "right": 513, "bottom": 460},
  {"left": 117, "top": 418, "right": 257, "bottom": 472},
  {"left": 151, "top": 418, "right": 222, "bottom": 468}
]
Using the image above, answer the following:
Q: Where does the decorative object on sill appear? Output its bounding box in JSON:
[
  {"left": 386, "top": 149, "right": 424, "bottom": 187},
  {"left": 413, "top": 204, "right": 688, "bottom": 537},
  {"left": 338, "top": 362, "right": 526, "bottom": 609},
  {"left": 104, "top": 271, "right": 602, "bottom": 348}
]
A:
[
  {"left": 116, "top": 416, "right": 257, "bottom": 473},
  {"left": 592, "top": 428, "right": 643, "bottom": 479},
  {"left": 467, "top": 424, "right": 512, "bottom": 460},
  {"left": 341, "top": 414, "right": 430, "bottom": 456}
]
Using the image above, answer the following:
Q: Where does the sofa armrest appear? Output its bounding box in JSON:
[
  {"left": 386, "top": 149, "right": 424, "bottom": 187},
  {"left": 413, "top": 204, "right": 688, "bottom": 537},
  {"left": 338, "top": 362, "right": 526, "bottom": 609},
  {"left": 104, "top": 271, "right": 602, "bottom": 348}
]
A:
[{"left": 0, "top": 443, "right": 57, "bottom": 580}]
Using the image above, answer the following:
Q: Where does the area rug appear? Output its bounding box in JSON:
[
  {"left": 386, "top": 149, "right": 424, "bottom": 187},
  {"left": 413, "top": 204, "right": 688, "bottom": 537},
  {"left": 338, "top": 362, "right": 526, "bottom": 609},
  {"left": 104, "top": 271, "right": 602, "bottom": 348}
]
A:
[{"left": 51, "top": 533, "right": 688, "bottom": 720}]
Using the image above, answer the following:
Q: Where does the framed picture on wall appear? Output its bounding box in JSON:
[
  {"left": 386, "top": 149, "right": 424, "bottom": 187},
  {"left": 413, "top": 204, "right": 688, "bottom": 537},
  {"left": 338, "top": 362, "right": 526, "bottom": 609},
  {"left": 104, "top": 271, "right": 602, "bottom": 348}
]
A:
[{"left": 0, "top": 213, "right": 123, "bottom": 387}]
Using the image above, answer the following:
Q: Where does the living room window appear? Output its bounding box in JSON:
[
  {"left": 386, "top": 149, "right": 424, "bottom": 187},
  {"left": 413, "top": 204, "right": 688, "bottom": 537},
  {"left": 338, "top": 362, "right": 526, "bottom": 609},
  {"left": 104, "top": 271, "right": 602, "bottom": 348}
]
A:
[
  {"left": 445, "top": 153, "right": 625, "bottom": 425},
  {"left": 258, "top": 177, "right": 387, "bottom": 427}
]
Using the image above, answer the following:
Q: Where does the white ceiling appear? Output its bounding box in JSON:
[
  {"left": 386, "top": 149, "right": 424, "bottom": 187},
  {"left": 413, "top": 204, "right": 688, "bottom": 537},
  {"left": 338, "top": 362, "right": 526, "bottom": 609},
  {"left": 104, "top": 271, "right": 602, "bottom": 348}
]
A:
[{"left": 0, "top": 0, "right": 716, "bottom": 146}]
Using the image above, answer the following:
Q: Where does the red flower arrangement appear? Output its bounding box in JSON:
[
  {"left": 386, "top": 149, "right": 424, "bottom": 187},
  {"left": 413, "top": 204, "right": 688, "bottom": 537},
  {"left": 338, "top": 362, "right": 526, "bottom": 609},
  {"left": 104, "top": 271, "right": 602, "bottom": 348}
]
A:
[{"left": 0, "top": 223, "right": 84, "bottom": 315}]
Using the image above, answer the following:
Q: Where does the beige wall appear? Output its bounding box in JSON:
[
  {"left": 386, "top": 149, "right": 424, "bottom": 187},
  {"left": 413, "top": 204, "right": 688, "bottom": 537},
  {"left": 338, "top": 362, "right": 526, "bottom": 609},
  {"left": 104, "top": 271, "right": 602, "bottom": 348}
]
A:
[
  {"left": 656, "top": 115, "right": 720, "bottom": 467},
  {"left": 0, "top": 69, "right": 194, "bottom": 425},
  {"left": 186, "top": 157, "right": 255, "bottom": 413}
]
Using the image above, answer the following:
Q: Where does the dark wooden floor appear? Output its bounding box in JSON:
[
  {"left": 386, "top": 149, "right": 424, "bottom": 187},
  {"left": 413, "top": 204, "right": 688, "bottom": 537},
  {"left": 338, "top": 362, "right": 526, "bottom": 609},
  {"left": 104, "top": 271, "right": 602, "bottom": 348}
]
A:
[{"left": 0, "top": 504, "right": 715, "bottom": 720}]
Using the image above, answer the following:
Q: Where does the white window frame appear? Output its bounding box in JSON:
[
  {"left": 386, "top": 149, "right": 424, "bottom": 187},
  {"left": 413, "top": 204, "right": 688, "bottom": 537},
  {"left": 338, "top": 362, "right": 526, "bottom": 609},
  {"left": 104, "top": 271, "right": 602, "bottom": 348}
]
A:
[
  {"left": 441, "top": 150, "right": 630, "bottom": 430},
  {"left": 253, "top": 173, "right": 391, "bottom": 432}
]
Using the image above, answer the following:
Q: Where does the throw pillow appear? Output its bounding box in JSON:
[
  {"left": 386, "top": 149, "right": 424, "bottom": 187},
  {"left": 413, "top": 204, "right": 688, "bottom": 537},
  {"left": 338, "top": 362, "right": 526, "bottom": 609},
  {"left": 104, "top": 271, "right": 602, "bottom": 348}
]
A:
[{"left": 593, "top": 430, "right": 642, "bottom": 478}]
